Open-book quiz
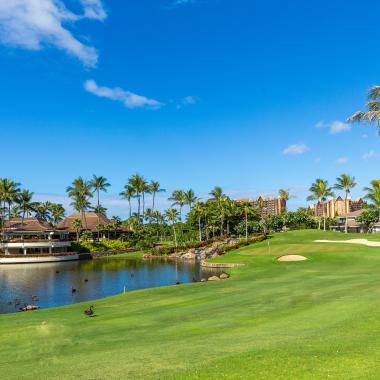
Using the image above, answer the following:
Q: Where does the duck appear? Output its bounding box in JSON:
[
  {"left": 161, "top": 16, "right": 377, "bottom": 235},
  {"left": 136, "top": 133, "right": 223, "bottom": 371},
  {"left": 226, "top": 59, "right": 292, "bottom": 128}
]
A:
[
  {"left": 71, "top": 287, "right": 76, "bottom": 293},
  {"left": 84, "top": 306, "right": 94, "bottom": 317},
  {"left": 84, "top": 278, "right": 88, "bottom": 283}
]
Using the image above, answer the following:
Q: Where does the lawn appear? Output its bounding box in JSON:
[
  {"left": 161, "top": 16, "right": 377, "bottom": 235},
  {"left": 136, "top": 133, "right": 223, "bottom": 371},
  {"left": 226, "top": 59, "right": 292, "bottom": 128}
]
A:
[{"left": 1, "top": 230, "right": 380, "bottom": 379}]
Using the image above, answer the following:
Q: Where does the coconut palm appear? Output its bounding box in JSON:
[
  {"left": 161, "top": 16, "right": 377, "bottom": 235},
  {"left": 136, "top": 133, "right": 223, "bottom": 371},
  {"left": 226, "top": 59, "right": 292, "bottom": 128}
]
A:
[
  {"left": 0, "top": 178, "right": 20, "bottom": 221},
  {"left": 364, "top": 180, "right": 380, "bottom": 222},
  {"left": 15, "top": 189, "right": 35, "bottom": 223},
  {"left": 348, "top": 86, "right": 380, "bottom": 134},
  {"left": 72, "top": 218, "right": 82, "bottom": 241},
  {"left": 120, "top": 185, "right": 135, "bottom": 218},
  {"left": 334, "top": 174, "right": 357, "bottom": 233},
  {"left": 90, "top": 175, "right": 110, "bottom": 210},
  {"left": 93, "top": 204, "right": 107, "bottom": 216},
  {"left": 149, "top": 180, "right": 165, "bottom": 211},
  {"left": 209, "top": 186, "right": 225, "bottom": 202},
  {"left": 278, "top": 189, "right": 295, "bottom": 212},
  {"left": 128, "top": 174, "right": 147, "bottom": 218},
  {"left": 240, "top": 203, "right": 257, "bottom": 241},
  {"left": 165, "top": 208, "right": 179, "bottom": 247},
  {"left": 192, "top": 201, "right": 205, "bottom": 241},
  {"left": 50, "top": 203, "right": 65, "bottom": 226},
  {"left": 35, "top": 201, "right": 53, "bottom": 221},
  {"left": 169, "top": 190, "right": 186, "bottom": 221},
  {"left": 66, "top": 177, "right": 93, "bottom": 228},
  {"left": 307, "top": 179, "right": 334, "bottom": 231},
  {"left": 184, "top": 189, "right": 197, "bottom": 210}
]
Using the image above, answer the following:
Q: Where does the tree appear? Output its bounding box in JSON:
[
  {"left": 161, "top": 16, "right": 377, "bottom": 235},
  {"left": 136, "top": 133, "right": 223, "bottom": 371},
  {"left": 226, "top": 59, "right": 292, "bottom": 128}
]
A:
[
  {"left": 169, "top": 190, "right": 186, "bottom": 221},
  {"left": 356, "top": 209, "right": 379, "bottom": 232},
  {"left": 66, "top": 177, "right": 93, "bottom": 228},
  {"left": 110, "top": 216, "right": 122, "bottom": 239},
  {"left": 307, "top": 179, "right": 334, "bottom": 231},
  {"left": 128, "top": 174, "right": 147, "bottom": 218},
  {"left": 50, "top": 203, "right": 65, "bottom": 226},
  {"left": 0, "top": 178, "right": 20, "bottom": 221},
  {"left": 149, "top": 180, "right": 165, "bottom": 211},
  {"left": 192, "top": 201, "right": 205, "bottom": 241},
  {"left": 240, "top": 203, "right": 258, "bottom": 241},
  {"left": 72, "top": 218, "right": 82, "bottom": 241},
  {"left": 15, "top": 189, "right": 35, "bottom": 223},
  {"left": 348, "top": 86, "right": 380, "bottom": 134},
  {"left": 165, "top": 208, "right": 179, "bottom": 247},
  {"left": 35, "top": 201, "right": 52, "bottom": 221},
  {"left": 334, "top": 174, "right": 357, "bottom": 233},
  {"left": 120, "top": 185, "right": 135, "bottom": 218},
  {"left": 278, "top": 189, "right": 295, "bottom": 212},
  {"left": 209, "top": 187, "right": 227, "bottom": 235},
  {"left": 184, "top": 189, "right": 197, "bottom": 210},
  {"left": 364, "top": 180, "right": 380, "bottom": 222},
  {"left": 90, "top": 175, "right": 110, "bottom": 210}
]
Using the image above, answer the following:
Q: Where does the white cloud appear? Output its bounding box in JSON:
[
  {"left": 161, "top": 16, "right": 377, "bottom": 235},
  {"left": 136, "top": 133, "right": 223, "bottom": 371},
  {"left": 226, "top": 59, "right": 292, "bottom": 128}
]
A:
[
  {"left": 0, "top": 0, "right": 107, "bottom": 67},
  {"left": 80, "top": 0, "right": 107, "bottom": 20},
  {"left": 282, "top": 144, "right": 309, "bottom": 155},
  {"left": 314, "top": 157, "right": 321, "bottom": 164},
  {"left": 363, "top": 150, "right": 376, "bottom": 160},
  {"left": 362, "top": 134, "right": 368, "bottom": 139},
  {"left": 84, "top": 79, "right": 164, "bottom": 109},
  {"left": 315, "top": 120, "right": 351, "bottom": 134},
  {"left": 336, "top": 156, "right": 349, "bottom": 165},
  {"left": 182, "top": 96, "right": 198, "bottom": 105},
  {"left": 173, "top": 0, "right": 194, "bottom": 5}
]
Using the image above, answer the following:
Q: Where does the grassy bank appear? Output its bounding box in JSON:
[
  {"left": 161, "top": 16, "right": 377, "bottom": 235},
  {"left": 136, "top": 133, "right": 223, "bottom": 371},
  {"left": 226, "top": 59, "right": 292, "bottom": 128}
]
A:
[{"left": 2, "top": 230, "right": 380, "bottom": 379}]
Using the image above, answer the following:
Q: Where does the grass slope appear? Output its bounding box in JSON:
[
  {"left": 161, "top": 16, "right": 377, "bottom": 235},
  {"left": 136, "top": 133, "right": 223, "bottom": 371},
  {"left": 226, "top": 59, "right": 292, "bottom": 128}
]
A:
[{"left": 1, "top": 230, "right": 380, "bottom": 379}]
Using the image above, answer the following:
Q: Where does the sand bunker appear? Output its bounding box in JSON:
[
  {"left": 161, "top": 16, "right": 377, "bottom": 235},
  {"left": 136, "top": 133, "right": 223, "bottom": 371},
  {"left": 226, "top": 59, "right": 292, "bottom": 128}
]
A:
[
  {"left": 315, "top": 239, "right": 380, "bottom": 247},
  {"left": 278, "top": 255, "right": 308, "bottom": 262}
]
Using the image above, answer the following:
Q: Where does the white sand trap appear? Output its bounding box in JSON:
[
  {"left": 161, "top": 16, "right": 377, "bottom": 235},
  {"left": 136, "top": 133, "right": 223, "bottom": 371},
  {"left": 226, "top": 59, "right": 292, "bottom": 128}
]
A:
[
  {"left": 315, "top": 239, "right": 380, "bottom": 247},
  {"left": 278, "top": 255, "right": 308, "bottom": 262}
]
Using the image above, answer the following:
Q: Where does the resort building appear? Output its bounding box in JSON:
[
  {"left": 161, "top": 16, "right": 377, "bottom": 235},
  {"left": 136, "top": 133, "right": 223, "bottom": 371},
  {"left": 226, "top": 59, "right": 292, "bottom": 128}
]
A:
[
  {"left": 330, "top": 209, "right": 380, "bottom": 234},
  {"left": 236, "top": 196, "right": 286, "bottom": 217},
  {"left": 309, "top": 196, "right": 366, "bottom": 218},
  {"left": 0, "top": 217, "right": 72, "bottom": 256}
]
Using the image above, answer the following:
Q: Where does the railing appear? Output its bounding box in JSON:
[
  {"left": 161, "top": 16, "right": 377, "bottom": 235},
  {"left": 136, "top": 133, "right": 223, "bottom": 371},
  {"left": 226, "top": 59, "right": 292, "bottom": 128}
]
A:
[{"left": 0, "top": 252, "right": 78, "bottom": 258}]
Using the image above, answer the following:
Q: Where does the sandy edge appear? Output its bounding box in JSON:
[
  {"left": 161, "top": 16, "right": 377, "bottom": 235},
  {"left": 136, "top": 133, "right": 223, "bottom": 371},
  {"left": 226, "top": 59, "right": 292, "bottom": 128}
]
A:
[
  {"left": 315, "top": 239, "right": 380, "bottom": 247},
  {"left": 278, "top": 255, "right": 308, "bottom": 262}
]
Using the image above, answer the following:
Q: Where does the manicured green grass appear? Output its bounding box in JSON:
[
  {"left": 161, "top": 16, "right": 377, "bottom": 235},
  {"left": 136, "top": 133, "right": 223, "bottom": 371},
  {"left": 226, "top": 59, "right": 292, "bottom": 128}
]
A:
[{"left": 2, "top": 230, "right": 380, "bottom": 379}]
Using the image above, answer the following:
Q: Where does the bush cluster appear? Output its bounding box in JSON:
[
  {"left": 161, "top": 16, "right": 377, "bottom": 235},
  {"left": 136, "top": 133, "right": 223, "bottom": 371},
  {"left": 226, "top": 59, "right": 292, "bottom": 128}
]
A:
[
  {"left": 72, "top": 240, "right": 132, "bottom": 253},
  {"left": 150, "top": 234, "right": 267, "bottom": 256}
]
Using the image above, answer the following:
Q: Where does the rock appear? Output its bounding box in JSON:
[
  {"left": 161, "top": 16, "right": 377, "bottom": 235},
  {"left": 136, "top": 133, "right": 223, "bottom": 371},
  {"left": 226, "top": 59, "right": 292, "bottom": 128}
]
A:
[
  {"left": 208, "top": 275, "right": 220, "bottom": 281},
  {"left": 143, "top": 254, "right": 151, "bottom": 259},
  {"left": 182, "top": 251, "right": 197, "bottom": 260},
  {"left": 201, "top": 279, "right": 207, "bottom": 282},
  {"left": 219, "top": 273, "right": 230, "bottom": 280}
]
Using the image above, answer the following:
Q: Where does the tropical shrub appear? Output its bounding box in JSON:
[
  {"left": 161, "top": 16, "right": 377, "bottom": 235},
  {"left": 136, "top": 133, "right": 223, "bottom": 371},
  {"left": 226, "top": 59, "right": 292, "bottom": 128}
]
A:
[{"left": 72, "top": 240, "right": 132, "bottom": 253}]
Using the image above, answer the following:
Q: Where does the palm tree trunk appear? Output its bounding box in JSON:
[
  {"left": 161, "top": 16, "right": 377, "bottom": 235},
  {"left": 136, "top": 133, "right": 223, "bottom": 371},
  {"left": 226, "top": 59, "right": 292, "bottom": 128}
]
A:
[
  {"left": 198, "top": 216, "right": 202, "bottom": 242},
  {"left": 245, "top": 210, "right": 248, "bottom": 242},
  {"left": 173, "top": 225, "right": 177, "bottom": 247},
  {"left": 142, "top": 192, "right": 145, "bottom": 216},
  {"left": 152, "top": 192, "right": 156, "bottom": 211},
  {"left": 128, "top": 199, "right": 132, "bottom": 218}
]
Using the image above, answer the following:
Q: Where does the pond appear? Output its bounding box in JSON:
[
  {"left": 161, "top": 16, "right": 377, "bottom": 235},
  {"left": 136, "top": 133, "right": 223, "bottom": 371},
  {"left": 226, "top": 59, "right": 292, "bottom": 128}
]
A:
[{"left": 0, "top": 257, "right": 222, "bottom": 314}]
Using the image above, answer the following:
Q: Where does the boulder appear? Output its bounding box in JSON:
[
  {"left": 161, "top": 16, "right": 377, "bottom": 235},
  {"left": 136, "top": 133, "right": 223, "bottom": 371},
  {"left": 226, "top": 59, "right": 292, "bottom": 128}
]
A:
[
  {"left": 208, "top": 275, "right": 220, "bottom": 281},
  {"left": 219, "top": 273, "right": 230, "bottom": 280}
]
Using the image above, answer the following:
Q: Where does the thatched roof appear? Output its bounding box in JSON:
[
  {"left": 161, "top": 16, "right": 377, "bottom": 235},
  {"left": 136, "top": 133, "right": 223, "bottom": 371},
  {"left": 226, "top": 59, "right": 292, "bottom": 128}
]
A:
[
  {"left": 4, "top": 217, "right": 54, "bottom": 233},
  {"left": 57, "top": 212, "right": 110, "bottom": 232}
]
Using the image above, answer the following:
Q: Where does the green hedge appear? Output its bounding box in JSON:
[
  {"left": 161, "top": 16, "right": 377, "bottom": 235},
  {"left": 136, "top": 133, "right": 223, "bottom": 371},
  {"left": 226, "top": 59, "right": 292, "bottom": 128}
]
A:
[{"left": 72, "top": 240, "right": 132, "bottom": 253}]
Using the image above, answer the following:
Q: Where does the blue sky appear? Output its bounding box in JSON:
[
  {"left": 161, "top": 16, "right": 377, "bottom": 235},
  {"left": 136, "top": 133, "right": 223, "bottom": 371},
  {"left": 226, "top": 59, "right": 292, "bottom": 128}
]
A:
[{"left": 1, "top": 0, "right": 380, "bottom": 217}]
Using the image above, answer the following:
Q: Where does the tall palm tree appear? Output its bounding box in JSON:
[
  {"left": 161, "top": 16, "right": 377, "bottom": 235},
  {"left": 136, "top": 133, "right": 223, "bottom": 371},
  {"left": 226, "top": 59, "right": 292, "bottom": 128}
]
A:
[
  {"left": 192, "top": 201, "right": 205, "bottom": 241},
  {"left": 278, "top": 189, "right": 295, "bottom": 212},
  {"left": 169, "top": 190, "right": 186, "bottom": 221},
  {"left": 184, "top": 189, "right": 197, "bottom": 210},
  {"left": 307, "top": 179, "right": 334, "bottom": 231},
  {"left": 0, "top": 178, "right": 20, "bottom": 221},
  {"left": 209, "top": 186, "right": 225, "bottom": 202},
  {"left": 334, "top": 174, "right": 357, "bottom": 233},
  {"left": 165, "top": 208, "right": 179, "bottom": 247},
  {"left": 348, "top": 86, "right": 380, "bottom": 134},
  {"left": 364, "top": 180, "right": 380, "bottom": 222},
  {"left": 66, "top": 177, "right": 93, "bottom": 228},
  {"left": 50, "top": 203, "right": 66, "bottom": 226},
  {"left": 209, "top": 187, "right": 227, "bottom": 235},
  {"left": 90, "top": 175, "right": 110, "bottom": 210},
  {"left": 240, "top": 203, "right": 257, "bottom": 241},
  {"left": 149, "top": 180, "right": 165, "bottom": 211},
  {"left": 120, "top": 185, "right": 135, "bottom": 218},
  {"left": 35, "top": 201, "right": 52, "bottom": 221},
  {"left": 128, "top": 174, "right": 147, "bottom": 219},
  {"left": 72, "top": 218, "right": 82, "bottom": 241},
  {"left": 15, "top": 189, "right": 34, "bottom": 223}
]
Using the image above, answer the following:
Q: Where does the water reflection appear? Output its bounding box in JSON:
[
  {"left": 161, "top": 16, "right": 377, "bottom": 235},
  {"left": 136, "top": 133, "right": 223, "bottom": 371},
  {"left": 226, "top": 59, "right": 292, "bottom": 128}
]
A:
[{"left": 0, "top": 258, "right": 221, "bottom": 314}]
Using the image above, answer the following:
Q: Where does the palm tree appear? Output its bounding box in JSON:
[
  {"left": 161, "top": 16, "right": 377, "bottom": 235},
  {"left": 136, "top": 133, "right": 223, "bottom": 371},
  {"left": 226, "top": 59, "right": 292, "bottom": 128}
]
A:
[
  {"left": 128, "top": 174, "right": 147, "bottom": 218},
  {"left": 50, "top": 203, "right": 65, "bottom": 226},
  {"left": 240, "top": 203, "right": 257, "bottom": 241},
  {"left": 209, "top": 186, "right": 225, "bottom": 202},
  {"left": 169, "top": 190, "right": 186, "bottom": 221},
  {"left": 278, "top": 189, "right": 295, "bottom": 212},
  {"left": 66, "top": 177, "right": 93, "bottom": 228},
  {"left": 92, "top": 204, "right": 107, "bottom": 216},
  {"left": 72, "top": 218, "right": 82, "bottom": 241},
  {"left": 120, "top": 185, "right": 136, "bottom": 218},
  {"left": 15, "top": 189, "right": 34, "bottom": 223},
  {"left": 348, "top": 86, "right": 380, "bottom": 134},
  {"left": 192, "top": 201, "right": 205, "bottom": 241},
  {"left": 110, "top": 216, "right": 122, "bottom": 239},
  {"left": 149, "top": 180, "right": 165, "bottom": 211},
  {"left": 90, "top": 175, "right": 110, "bottom": 210},
  {"left": 364, "top": 180, "right": 380, "bottom": 222},
  {"left": 165, "top": 208, "right": 179, "bottom": 247},
  {"left": 307, "top": 179, "right": 334, "bottom": 231},
  {"left": 209, "top": 187, "right": 227, "bottom": 235},
  {"left": 0, "top": 178, "right": 20, "bottom": 221},
  {"left": 184, "top": 189, "right": 197, "bottom": 210},
  {"left": 334, "top": 174, "right": 357, "bottom": 233},
  {"left": 35, "top": 201, "right": 53, "bottom": 221}
]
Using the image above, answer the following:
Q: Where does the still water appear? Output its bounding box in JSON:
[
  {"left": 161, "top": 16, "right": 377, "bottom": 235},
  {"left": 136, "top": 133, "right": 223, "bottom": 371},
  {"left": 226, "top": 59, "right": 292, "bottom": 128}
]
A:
[{"left": 0, "top": 257, "right": 221, "bottom": 314}]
